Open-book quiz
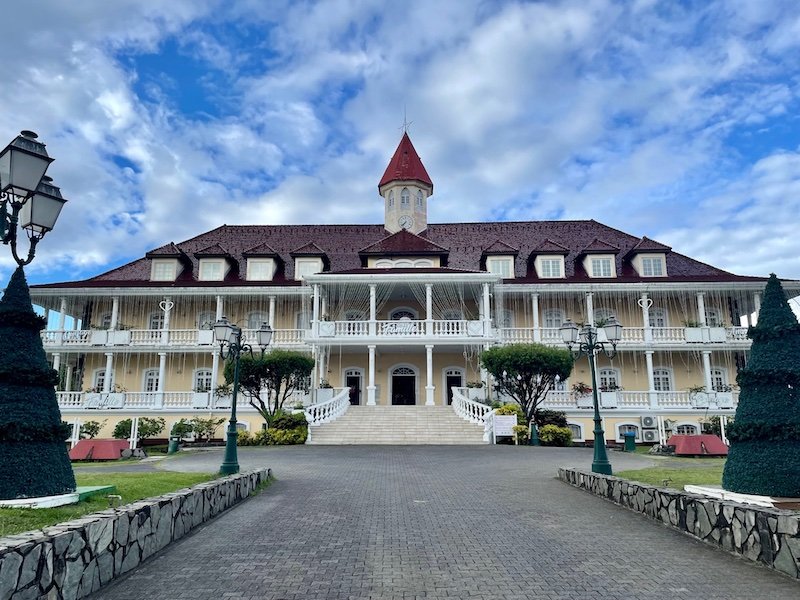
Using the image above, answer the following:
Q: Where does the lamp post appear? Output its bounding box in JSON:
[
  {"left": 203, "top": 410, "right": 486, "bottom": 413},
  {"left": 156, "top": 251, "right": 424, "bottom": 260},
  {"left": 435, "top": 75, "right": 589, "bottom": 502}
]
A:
[
  {"left": 0, "top": 131, "right": 66, "bottom": 266},
  {"left": 559, "top": 316, "right": 623, "bottom": 475},
  {"left": 213, "top": 317, "right": 273, "bottom": 475}
]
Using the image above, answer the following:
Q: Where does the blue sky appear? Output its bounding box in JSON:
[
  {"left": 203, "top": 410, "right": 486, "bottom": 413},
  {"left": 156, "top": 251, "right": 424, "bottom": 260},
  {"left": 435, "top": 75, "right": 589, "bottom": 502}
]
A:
[{"left": 0, "top": 0, "right": 799, "bottom": 285}]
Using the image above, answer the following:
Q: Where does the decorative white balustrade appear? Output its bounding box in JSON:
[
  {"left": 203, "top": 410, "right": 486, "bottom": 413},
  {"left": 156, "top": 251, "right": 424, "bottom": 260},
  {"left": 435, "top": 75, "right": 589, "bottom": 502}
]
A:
[
  {"left": 41, "top": 328, "right": 307, "bottom": 349},
  {"left": 450, "top": 387, "right": 494, "bottom": 442},
  {"left": 304, "top": 387, "right": 350, "bottom": 441},
  {"left": 499, "top": 326, "right": 750, "bottom": 346},
  {"left": 316, "top": 319, "right": 487, "bottom": 339}
]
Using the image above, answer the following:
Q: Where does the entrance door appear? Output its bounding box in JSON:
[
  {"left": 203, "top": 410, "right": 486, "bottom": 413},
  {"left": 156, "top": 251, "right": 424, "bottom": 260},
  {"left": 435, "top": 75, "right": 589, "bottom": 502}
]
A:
[
  {"left": 345, "top": 369, "right": 362, "bottom": 405},
  {"left": 391, "top": 367, "right": 416, "bottom": 405},
  {"left": 445, "top": 369, "right": 464, "bottom": 405}
]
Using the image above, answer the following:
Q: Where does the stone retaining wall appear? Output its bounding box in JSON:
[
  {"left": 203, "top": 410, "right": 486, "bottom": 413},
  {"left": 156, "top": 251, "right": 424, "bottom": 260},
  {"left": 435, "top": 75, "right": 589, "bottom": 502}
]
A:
[
  {"left": 0, "top": 468, "right": 271, "bottom": 600},
  {"left": 558, "top": 468, "right": 800, "bottom": 580}
]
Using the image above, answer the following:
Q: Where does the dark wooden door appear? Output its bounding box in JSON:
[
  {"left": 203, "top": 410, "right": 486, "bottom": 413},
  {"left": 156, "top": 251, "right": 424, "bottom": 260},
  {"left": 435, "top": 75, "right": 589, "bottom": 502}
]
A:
[
  {"left": 346, "top": 374, "right": 361, "bottom": 405},
  {"left": 446, "top": 375, "right": 462, "bottom": 405},
  {"left": 392, "top": 376, "right": 416, "bottom": 405}
]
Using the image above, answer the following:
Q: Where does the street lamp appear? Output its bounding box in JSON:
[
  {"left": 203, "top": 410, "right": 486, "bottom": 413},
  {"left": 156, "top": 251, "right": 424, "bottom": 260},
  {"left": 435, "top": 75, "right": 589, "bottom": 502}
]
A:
[
  {"left": 213, "top": 317, "right": 273, "bottom": 475},
  {"left": 0, "top": 131, "right": 66, "bottom": 265},
  {"left": 559, "top": 316, "right": 623, "bottom": 475}
]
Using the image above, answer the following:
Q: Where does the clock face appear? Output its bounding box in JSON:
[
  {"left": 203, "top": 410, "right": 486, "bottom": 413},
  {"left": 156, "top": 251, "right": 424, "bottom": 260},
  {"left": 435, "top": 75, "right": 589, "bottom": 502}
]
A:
[{"left": 398, "top": 215, "right": 413, "bottom": 229}]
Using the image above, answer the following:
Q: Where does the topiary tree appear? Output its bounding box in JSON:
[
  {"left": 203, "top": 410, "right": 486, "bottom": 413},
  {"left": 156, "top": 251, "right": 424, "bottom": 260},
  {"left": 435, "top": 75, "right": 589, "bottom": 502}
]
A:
[
  {"left": 0, "top": 267, "right": 76, "bottom": 499},
  {"left": 480, "top": 343, "right": 574, "bottom": 426},
  {"left": 225, "top": 350, "right": 315, "bottom": 427},
  {"left": 722, "top": 274, "right": 800, "bottom": 496}
]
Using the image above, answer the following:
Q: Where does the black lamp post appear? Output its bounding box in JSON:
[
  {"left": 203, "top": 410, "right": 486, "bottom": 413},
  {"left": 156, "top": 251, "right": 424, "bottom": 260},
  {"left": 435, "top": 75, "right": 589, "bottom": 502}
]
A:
[
  {"left": 559, "top": 316, "right": 623, "bottom": 475},
  {"left": 213, "top": 317, "right": 273, "bottom": 475},
  {"left": 0, "top": 131, "right": 67, "bottom": 265}
]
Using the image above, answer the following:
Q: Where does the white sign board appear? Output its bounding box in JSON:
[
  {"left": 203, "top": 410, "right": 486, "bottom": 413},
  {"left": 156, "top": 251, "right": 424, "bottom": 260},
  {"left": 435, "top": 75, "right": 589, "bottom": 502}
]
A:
[
  {"left": 84, "top": 393, "right": 125, "bottom": 409},
  {"left": 493, "top": 414, "right": 518, "bottom": 443}
]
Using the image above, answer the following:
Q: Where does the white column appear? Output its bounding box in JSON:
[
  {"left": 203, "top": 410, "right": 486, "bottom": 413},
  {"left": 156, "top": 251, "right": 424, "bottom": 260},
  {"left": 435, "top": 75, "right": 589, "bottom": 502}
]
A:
[
  {"left": 215, "top": 295, "right": 224, "bottom": 320},
  {"left": 369, "top": 285, "right": 377, "bottom": 336},
  {"left": 312, "top": 284, "right": 320, "bottom": 336},
  {"left": 318, "top": 347, "right": 327, "bottom": 385},
  {"left": 58, "top": 297, "right": 67, "bottom": 330},
  {"left": 645, "top": 351, "right": 657, "bottom": 408},
  {"left": 425, "top": 284, "right": 433, "bottom": 335},
  {"left": 641, "top": 293, "right": 652, "bottom": 344},
  {"left": 697, "top": 293, "right": 707, "bottom": 326},
  {"left": 128, "top": 417, "right": 139, "bottom": 450},
  {"left": 70, "top": 417, "right": 81, "bottom": 449},
  {"left": 52, "top": 353, "right": 61, "bottom": 387},
  {"left": 161, "top": 297, "right": 173, "bottom": 345},
  {"left": 64, "top": 362, "right": 73, "bottom": 392},
  {"left": 482, "top": 283, "right": 491, "bottom": 335},
  {"left": 367, "top": 345, "right": 377, "bottom": 405},
  {"left": 425, "top": 344, "right": 435, "bottom": 405},
  {"left": 531, "top": 293, "right": 540, "bottom": 342},
  {"left": 321, "top": 295, "right": 327, "bottom": 322},
  {"left": 102, "top": 352, "right": 114, "bottom": 393},
  {"left": 586, "top": 292, "right": 594, "bottom": 325},
  {"left": 210, "top": 351, "right": 220, "bottom": 406},
  {"left": 156, "top": 352, "right": 167, "bottom": 409},
  {"left": 110, "top": 296, "right": 120, "bottom": 331},
  {"left": 702, "top": 351, "right": 713, "bottom": 392},
  {"left": 753, "top": 292, "right": 761, "bottom": 325},
  {"left": 268, "top": 296, "right": 276, "bottom": 328},
  {"left": 720, "top": 415, "right": 729, "bottom": 445}
]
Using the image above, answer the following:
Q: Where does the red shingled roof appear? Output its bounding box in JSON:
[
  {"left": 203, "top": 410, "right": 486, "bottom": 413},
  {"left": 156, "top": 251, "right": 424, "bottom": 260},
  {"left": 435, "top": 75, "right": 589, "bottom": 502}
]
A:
[
  {"left": 359, "top": 229, "right": 449, "bottom": 256},
  {"left": 581, "top": 238, "right": 620, "bottom": 254},
  {"left": 145, "top": 242, "right": 184, "bottom": 258},
  {"left": 532, "top": 239, "right": 570, "bottom": 255},
  {"left": 289, "top": 242, "right": 327, "bottom": 257},
  {"left": 242, "top": 242, "right": 280, "bottom": 257},
  {"left": 32, "top": 220, "right": 763, "bottom": 288},
  {"left": 194, "top": 243, "right": 230, "bottom": 258},
  {"left": 482, "top": 240, "right": 519, "bottom": 256},
  {"left": 378, "top": 133, "right": 433, "bottom": 192},
  {"left": 626, "top": 236, "right": 672, "bottom": 255}
]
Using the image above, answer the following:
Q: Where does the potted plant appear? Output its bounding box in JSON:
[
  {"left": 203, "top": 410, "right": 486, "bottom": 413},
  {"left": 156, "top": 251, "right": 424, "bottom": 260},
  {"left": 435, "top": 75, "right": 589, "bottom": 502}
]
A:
[
  {"left": 687, "top": 384, "right": 709, "bottom": 408},
  {"left": 683, "top": 319, "right": 704, "bottom": 343},
  {"left": 466, "top": 380, "right": 486, "bottom": 401},
  {"left": 317, "top": 379, "right": 335, "bottom": 402},
  {"left": 599, "top": 383, "right": 621, "bottom": 408},
  {"left": 572, "top": 382, "right": 593, "bottom": 408}
]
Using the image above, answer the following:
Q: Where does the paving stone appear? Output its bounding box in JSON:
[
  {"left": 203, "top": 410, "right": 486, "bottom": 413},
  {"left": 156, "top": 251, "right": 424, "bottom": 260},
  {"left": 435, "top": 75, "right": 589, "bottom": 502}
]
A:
[{"left": 91, "top": 446, "right": 799, "bottom": 600}]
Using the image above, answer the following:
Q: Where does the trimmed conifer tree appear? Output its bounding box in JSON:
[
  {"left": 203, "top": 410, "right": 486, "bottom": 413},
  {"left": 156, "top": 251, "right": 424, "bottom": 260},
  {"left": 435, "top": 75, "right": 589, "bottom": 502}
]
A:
[
  {"left": 722, "top": 274, "right": 800, "bottom": 497},
  {"left": 0, "top": 267, "right": 75, "bottom": 499}
]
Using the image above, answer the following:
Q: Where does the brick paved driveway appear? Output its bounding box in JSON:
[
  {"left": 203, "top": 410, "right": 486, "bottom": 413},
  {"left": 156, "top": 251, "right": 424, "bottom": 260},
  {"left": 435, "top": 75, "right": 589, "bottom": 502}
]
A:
[{"left": 93, "top": 446, "right": 799, "bottom": 599}]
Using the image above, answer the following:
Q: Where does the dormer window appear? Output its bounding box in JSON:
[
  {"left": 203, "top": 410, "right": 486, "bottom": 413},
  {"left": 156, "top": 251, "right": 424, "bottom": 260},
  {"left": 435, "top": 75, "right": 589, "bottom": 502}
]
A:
[
  {"left": 642, "top": 256, "right": 663, "bottom": 276},
  {"left": 416, "top": 190, "right": 423, "bottom": 207},
  {"left": 588, "top": 256, "right": 615, "bottom": 278},
  {"left": 401, "top": 187, "right": 410, "bottom": 206},
  {"left": 295, "top": 258, "right": 323, "bottom": 280},
  {"left": 535, "top": 256, "right": 564, "bottom": 279},
  {"left": 247, "top": 258, "right": 276, "bottom": 281},
  {"left": 198, "top": 259, "right": 225, "bottom": 281},
  {"left": 487, "top": 257, "right": 514, "bottom": 278},
  {"left": 151, "top": 259, "right": 178, "bottom": 281}
]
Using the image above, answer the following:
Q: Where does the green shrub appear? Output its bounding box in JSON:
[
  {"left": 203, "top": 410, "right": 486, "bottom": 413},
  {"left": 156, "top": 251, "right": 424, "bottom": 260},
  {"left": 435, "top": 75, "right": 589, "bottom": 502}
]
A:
[
  {"left": 237, "top": 429, "right": 253, "bottom": 446},
  {"left": 512, "top": 424, "right": 529, "bottom": 444},
  {"left": 170, "top": 419, "right": 194, "bottom": 441},
  {"left": 112, "top": 417, "right": 165, "bottom": 441},
  {"left": 494, "top": 403, "right": 525, "bottom": 424},
  {"left": 266, "top": 427, "right": 307, "bottom": 445},
  {"left": 112, "top": 419, "right": 132, "bottom": 440},
  {"left": 189, "top": 417, "right": 226, "bottom": 442},
  {"left": 252, "top": 429, "right": 270, "bottom": 445},
  {"left": 539, "top": 424, "right": 573, "bottom": 447},
  {"left": 271, "top": 411, "right": 307, "bottom": 430},
  {"left": 534, "top": 410, "right": 567, "bottom": 428}
]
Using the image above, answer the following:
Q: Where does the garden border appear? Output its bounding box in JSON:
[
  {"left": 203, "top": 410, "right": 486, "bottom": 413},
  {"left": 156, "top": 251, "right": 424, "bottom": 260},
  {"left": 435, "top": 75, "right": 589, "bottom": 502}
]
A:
[
  {"left": 558, "top": 468, "right": 800, "bottom": 580},
  {"left": 0, "top": 467, "right": 271, "bottom": 600}
]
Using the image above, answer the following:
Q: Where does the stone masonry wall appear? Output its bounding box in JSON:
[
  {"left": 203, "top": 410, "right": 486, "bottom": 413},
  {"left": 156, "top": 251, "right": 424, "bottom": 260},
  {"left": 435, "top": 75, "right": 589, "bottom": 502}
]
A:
[
  {"left": 0, "top": 468, "right": 271, "bottom": 600},
  {"left": 559, "top": 468, "right": 800, "bottom": 580}
]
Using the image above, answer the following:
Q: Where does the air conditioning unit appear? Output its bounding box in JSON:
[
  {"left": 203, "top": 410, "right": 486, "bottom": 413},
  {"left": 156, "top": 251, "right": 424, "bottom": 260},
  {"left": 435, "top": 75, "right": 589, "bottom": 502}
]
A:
[
  {"left": 641, "top": 415, "right": 658, "bottom": 429},
  {"left": 642, "top": 429, "right": 659, "bottom": 442}
]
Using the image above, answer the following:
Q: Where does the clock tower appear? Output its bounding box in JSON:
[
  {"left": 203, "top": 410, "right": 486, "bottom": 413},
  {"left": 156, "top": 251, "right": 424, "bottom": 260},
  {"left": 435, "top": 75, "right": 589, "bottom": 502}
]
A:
[{"left": 379, "top": 132, "right": 433, "bottom": 234}]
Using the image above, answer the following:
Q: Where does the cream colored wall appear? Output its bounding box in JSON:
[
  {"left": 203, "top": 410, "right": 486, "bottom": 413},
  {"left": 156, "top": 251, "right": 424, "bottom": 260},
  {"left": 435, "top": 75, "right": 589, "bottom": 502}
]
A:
[{"left": 567, "top": 415, "right": 709, "bottom": 442}]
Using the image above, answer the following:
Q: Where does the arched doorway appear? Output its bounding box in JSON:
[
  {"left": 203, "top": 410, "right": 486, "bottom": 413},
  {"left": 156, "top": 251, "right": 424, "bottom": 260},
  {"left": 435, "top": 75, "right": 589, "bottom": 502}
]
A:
[
  {"left": 390, "top": 366, "right": 417, "bottom": 405},
  {"left": 443, "top": 367, "right": 464, "bottom": 405},
  {"left": 344, "top": 368, "right": 363, "bottom": 405}
]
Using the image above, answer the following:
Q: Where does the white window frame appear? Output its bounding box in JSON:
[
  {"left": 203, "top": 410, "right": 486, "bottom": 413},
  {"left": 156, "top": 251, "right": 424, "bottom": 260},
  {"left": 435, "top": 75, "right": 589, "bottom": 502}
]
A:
[
  {"left": 674, "top": 423, "right": 698, "bottom": 435},
  {"left": 294, "top": 258, "right": 323, "bottom": 280},
  {"left": 197, "top": 311, "right": 216, "bottom": 330},
  {"left": 598, "top": 368, "right": 621, "bottom": 391},
  {"left": 653, "top": 368, "right": 673, "bottom": 392},
  {"left": 590, "top": 257, "right": 613, "bottom": 278},
  {"left": 486, "top": 257, "right": 514, "bottom": 278},
  {"left": 497, "top": 309, "right": 514, "bottom": 328},
  {"left": 705, "top": 307, "right": 723, "bottom": 327},
  {"left": 401, "top": 187, "right": 410, "bottom": 206},
  {"left": 711, "top": 367, "right": 729, "bottom": 392},
  {"left": 194, "top": 369, "right": 214, "bottom": 393},
  {"left": 543, "top": 309, "right": 565, "bottom": 329},
  {"left": 390, "top": 307, "right": 419, "bottom": 320},
  {"left": 149, "top": 312, "right": 165, "bottom": 330},
  {"left": 416, "top": 189, "right": 424, "bottom": 207},
  {"left": 198, "top": 259, "right": 225, "bottom": 281},
  {"left": 246, "top": 258, "right": 276, "bottom": 281},
  {"left": 247, "top": 311, "right": 269, "bottom": 330},
  {"left": 92, "top": 369, "right": 113, "bottom": 392},
  {"left": 143, "top": 369, "right": 160, "bottom": 393},
  {"left": 616, "top": 423, "right": 640, "bottom": 442},
  {"left": 296, "top": 311, "right": 311, "bottom": 330},
  {"left": 593, "top": 307, "right": 614, "bottom": 324},
  {"left": 388, "top": 190, "right": 394, "bottom": 208},
  {"left": 538, "top": 257, "right": 563, "bottom": 279},
  {"left": 567, "top": 422, "right": 584, "bottom": 442},
  {"left": 650, "top": 307, "right": 668, "bottom": 328},
  {"left": 150, "top": 259, "right": 178, "bottom": 281},
  {"left": 100, "top": 312, "right": 112, "bottom": 329},
  {"left": 374, "top": 258, "right": 434, "bottom": 268},
  {"left": 641, "top": 256, "right": 664, "bottom": 277}
]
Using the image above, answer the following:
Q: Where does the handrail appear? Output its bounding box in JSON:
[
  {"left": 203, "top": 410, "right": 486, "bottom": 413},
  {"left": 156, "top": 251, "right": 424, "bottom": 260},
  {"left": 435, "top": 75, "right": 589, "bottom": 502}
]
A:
[
  {"left": 304, "top": 387, "right": 350, "bottom": 442},
  {"left": 451, "top": 387, "right": 495, "bottom": 442}
]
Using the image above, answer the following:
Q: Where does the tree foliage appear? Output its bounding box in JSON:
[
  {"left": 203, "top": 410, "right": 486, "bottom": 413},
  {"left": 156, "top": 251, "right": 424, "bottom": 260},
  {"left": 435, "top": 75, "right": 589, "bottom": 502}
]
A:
[
  {"left": 79, "top": 420, "right": 105, "bottom": 439},
  {"left": 722, "top": 274, "right": 800, "bottom": 496},
  {"left": 112, "top": 417, "right": 165, "bottom": 441},
  {"left": 480, "top": 344, "right": 573, "bottom": 425},
  {"left": 170, "top": 418, "right": 194, "bottom": 441},
  {"left": 189, "top": 417, "right": 225, "bottom": 442},
  {"left": 225, "top": 350, "right": 315, "bottom": 426}
]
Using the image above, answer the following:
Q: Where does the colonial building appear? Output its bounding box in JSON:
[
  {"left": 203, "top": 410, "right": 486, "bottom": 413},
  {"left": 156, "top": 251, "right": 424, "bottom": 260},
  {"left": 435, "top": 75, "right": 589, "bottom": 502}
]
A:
[{"left": 31, "top": 133, "right": 791, "bottom": 445}]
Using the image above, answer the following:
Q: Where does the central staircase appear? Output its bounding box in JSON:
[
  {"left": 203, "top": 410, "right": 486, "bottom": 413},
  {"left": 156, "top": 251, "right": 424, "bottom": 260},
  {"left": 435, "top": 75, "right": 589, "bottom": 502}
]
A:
[{"left": 307, "top": 405, "right": 486, "bottom": 445}]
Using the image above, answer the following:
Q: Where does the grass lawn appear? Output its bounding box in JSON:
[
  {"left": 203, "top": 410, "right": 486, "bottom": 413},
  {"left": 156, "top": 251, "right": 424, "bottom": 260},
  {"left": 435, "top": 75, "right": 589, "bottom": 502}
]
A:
[
  {"left": 617, "top": 458, "right": 725, "bottom": 490},
  {"left": 0, "top": 471, "right": 214, "bottom": 537}
]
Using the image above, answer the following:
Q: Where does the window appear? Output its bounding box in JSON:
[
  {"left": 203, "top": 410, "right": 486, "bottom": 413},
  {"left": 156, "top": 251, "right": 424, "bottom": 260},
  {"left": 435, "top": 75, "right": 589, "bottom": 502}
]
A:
[
  {"left": 100, "top": 313, "right": 112, "bottom": 329},
  {"left": 374, "top": 258, "right": 434, "bottom": 268},
  {"left": 705, "top": 308, "right": 722, "bottom": 327},
  {"left": 650, "top": 307, "right": 668, "bottom": 328},
  {"left": 618, "top": 424, "right": 639, "bottom": 440},
  {"left": 711, "top": 368, "right": 729, "bottom": 392},
  {"left": 543, "top": 309, "right": 565, "bottom": 329},
  {"left": 416, "top": 190, "right": 424, "bottom": 207},
  {"left": 199, "top": 259, "right": 225, "bottom": 281},
  {"left": 540, "top": 258, "right": 562, "bottom": 278},
  {"left": 598, "top": 368, "right": 620, "bottom": 391},
  {"left": 149, "top": 312, "right": 164, "bottom": 330},
  {"left": 567, "top": 423, "right": 582, "bottom": 440},
  {"left": 296, "top": 311, "right": 311, "bottom": 330},
  {"left": 388, "top": 190, "right": 394, "bottom": 208},
  {"left": 247, "top": 259, "right": 275, "bottom": 281},
  {"left": 653, "top": 368, "right": 672, "bottom": 391},
  {"left": 295, "top": 258, "right": 323, "bottom": 280},
  {"left": 143, "top": 369, "right": 159, "bottom": 393},
  {"left": 194, "top": 369, "right": 213, "bottom": 393},
  {"left": 93, "top": 369, "right": 113, "bottom": 391},
  {"left": 390, "top": 308, "right": 418, "bottom": 320},
  {"left": 675, "top": 424, "right": 698, "bottom": 435},
  {"left": 197, "top": 311, "right": 216, "bottom": 330},
  {"left": 642, "top": 256, "right": 664, "bottom": 277},
  {"left": 487, "top": 257, "right": 513, "bottom": 278},
  {"left": 401, "top": 187, "right": 410, "bottom": 206},
  {"left": 247, "top": 312, "right": 268, "bottom": 330},
  {"left": 591, "top": 258, "right": 613, "bottom": 277},
  {"left": 151, "top": 259, "right": 177, "bottom": 281}
]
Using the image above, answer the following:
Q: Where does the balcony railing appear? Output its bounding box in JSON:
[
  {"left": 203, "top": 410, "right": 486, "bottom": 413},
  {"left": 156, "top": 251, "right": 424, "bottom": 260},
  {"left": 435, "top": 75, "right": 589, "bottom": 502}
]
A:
[
  {"left": 499, "top": 326, "right": 749, "bottom": 346},
  {"left": 315, "top": 319, "right": 488, "bottom": 339},
  {"left": 41, "top": 328, "right": 307, "bottom": 349},
  {"left": 538, "top": 389, "right": 737, "bottom": 411},
  {"left": 58, "top": 390, "right": 309, "bottom": 411}
]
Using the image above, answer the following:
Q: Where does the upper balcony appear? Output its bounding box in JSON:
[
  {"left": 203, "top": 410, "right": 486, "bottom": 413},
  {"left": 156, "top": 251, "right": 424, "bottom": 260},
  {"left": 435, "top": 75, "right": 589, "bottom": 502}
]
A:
[
  {"left": 500, "top": 325, "right": 750, "bottom": 348},
  {"left": 304, "top": 318, "right": 491, "bottom": 345}
]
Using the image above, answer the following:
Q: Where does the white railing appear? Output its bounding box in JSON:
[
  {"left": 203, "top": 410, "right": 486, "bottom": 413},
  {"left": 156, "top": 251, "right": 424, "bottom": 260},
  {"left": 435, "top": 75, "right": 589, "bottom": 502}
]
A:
[
  {"left": 451, "top": 387, "right": 495, "bottom": 442},
  {"left": 272, "top": 329, "right": 305, "bottom": 344},
  {"left": 541, "top": 390, "right": 574, "bottom": 408},
  {"left": 377, "top": 319, "right": 425, "bottom": 336},
  {"left": 304, "top": 387, "right": 350, "bottom": 442},
  {"left": 123, "top": 392, "right": 159, "bottom": 409},
  {"left": 40, "top": 328, "right": 305, "bottom": 348},
  {"left": 163, "top": 392, "right": 193, "bottom": 408},
  {"left": 499, "top": 327, "right": 534, "bottom": 343},
  {"left": 166, "top": 330, "right": 198, "bottom": 345},
  {"left": 335, "top": 321, "right": 369, "bottom": 336},
  {"left": 41, "top": 330, "right": 91, "bottom": 346},
  {"left": 618, "top": 391, "right": 649, "bottom": 408},
  {"left": 652, "top": 327, "right": 685, "bottom": 343},
  {"left": 130, "top": 330, "right": 164, "bottom": 345},
  {"left": 56, "top": 391, "right": 84, "bottom": 408},
  {"left": 727, "top": 326, "right": 748, "bottom": 342},
  {"left": 655, "top": 391, "right": 692, "bottom": 408},
  {"left": 540, "top": 328, "right": 562, "bottom": 342}
]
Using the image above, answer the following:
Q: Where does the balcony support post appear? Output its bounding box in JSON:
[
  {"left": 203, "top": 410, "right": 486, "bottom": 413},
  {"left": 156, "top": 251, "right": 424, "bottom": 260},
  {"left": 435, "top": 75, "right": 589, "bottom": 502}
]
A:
[
  {"left": 531, "top": 293, "right": 540, "bottom": 342},
  {"left": 425, "top": 344, "right": 435, "bottom": 405},
  {"left": 52, "top": 353, "right": 60, "bottom": 384},
  {"left": 696, "top": 292, "right": 707, "bottom": 326},
  {"left": 58, "top": 296, "right": 67, "bottom": 331},
  {"left": 156, "top": 352, "right": 166, "bottom": 409},
  {"left": 64, "top": 361, "right": 73, "bottom": 392},
  {"left": 102, "top": 352, "right": 113, "bottom": 393},
  {"left": 702, "top": 350, "right": 713, "bottom": 393},
  {"left": 482, "top": 283, "right": 491, "bottom": 336},
  {"left": 210, "top": 350, "right": 220, "bottom": 406},
  {"left": 110, "top": 296, "right": 119, "bottom": 331},
  {"left": 640, "top": 292, "right": 652, "bottom": 344},
  {"left": 312, "top": 284, "right": 320, "bottom": 336},
  {"left": 753, "top": 292, "right": 761, "bottom": 325},
  {"left": 367, "top": 345, "right": 376, "bottom": 405},
  {"left": 586, "top": 292, "right": 594, "bottom": 325},
  {"left": 215, "top": 295, "right": 223, "bottom": 320},
  {"left": 268, "top": 295, "right": 276, "bottom": 328},
  {"left": 426, "top": 284, "right": 433, "bottom": 336},
  {"left": 369, "top": 285, "right": 377, "bottom": 336},
  {"left": 645, "top": 350, "right": 657, "bottom": 408}
]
